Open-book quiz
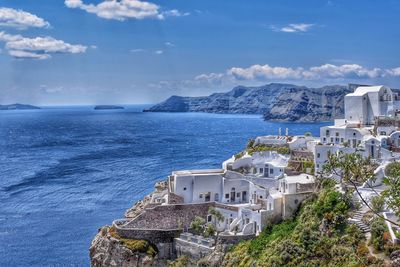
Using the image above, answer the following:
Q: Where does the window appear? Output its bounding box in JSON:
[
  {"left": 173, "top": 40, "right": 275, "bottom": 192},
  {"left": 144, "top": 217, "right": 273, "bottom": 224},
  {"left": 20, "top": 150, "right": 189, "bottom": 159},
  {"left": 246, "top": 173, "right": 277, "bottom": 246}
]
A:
[
  {"left": 259, "top": 196, "right": 263, "bottom": 199},
  {"left": 259, "top": 168, "right": 263, "bottom": 173},
  {"left": 330, "top": 138, "right": 333, "bottom": 143},
  {"left": 353, "top": 132, "right": 356, "bottom": 136},
  {"left": 225, "top": 193, "right": 229, "bottom": 199},
  {"left": 326, "top": 130, "right": 330, "bottom": 136},
  {"left": 207, "top": 215, "right": 212, "bottom": 222},
  {"left": 340, "top": 138, "right": 344, "bottom": 143},
  {"left": 199, "top": 194, "right": 203, "bottom": 199},
  {"left": 270, "top": 168, "right": 274, "bottom": 174},
  {"left": 323, "top": 137, "right": 326, "bottom": 142},
  {"left": 269, "top": 203, "right": 272, "bottom": 210},
  {"left": 183, "top": 187, "right": 187, "bottom": 191},
  {"left": 294, "top": 199, "right": 299, "bottom": 204},
  {"left": 317, "top": 153, "right": 320, "bottom": 158},
  {"left": 215, "top": 193, "right": 219, "bottom": 202},
  {"left": 335, "top": 132, "right": 339, "bottom": 137},
  {"left": 236, "top": 192, "right": 240, "bottom": 197}
]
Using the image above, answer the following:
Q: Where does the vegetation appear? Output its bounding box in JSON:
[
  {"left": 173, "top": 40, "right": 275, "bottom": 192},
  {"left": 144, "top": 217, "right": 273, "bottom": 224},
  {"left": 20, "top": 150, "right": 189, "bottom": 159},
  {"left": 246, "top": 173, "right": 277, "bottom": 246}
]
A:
[
  {"left": 304, "top": 132, "right": 312, "bottom": 137},
  {"left": 323, "top": 152, "right": 400, "bottom": 227},
  {"left": 204, "top": 224, "right": 216, "bottom": 237},
  {"left": 190, "top": 216, "right": 206, "bottom": 235},
  {"left": 222, "top": 184, "right": 383, "bottom": 266},
  {"left": 168, "top": 255, "right": 189, "bottom": 267},
  {"left": 247, "top": 143, "right": 290, "bottom": 155},
  {"left": 108, "top": 226, "right": 157, "bottom": 256},
  {"left": 370, "top": 218, "right": 388, "bottom": 252},
  {"left": 371, "top": 195, "right": 385, "bottom": 213},
  {"left": 383, "top": 162, "right": 400, "bottom": 217}
]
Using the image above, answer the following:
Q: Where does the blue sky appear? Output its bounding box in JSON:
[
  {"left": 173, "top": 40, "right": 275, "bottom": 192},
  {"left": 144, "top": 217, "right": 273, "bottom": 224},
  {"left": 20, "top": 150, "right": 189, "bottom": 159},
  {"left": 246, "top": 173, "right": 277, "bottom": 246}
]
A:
[{"left": 0, "top": 0, "right": 399, "bottom": 105}]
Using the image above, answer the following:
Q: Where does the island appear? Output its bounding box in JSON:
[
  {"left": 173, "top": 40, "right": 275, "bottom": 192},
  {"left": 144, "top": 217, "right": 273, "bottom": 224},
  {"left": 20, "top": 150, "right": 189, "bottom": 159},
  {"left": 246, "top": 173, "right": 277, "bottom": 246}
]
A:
[
  {"left": 91, "top": 84, "right": 400, "bottom": 266},
  {"left": 144, "top": 83, "right": 353, "bottom": 122},
  {"left": 94, "top": 105, "right": 124, "bottom": 110},
  {"left": 0, "top": 103, "right": 40, "bottom": 110}
]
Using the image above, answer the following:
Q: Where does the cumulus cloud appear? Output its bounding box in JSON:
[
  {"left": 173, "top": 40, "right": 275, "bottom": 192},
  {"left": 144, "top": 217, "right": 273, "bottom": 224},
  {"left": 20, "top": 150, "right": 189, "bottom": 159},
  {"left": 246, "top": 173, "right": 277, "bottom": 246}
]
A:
[
  {"left": 153, "top": 63, "right": 400, "bottom": 90},
  {"left": 0, "top": 7, "right": 50, "bottom": 29},
  {"left": 0, "top": 31, "right": 87, "bottom": 59},
  {"left": 271, "top": 23, "right": 314, "bottom": 33},
  {"left": 64, "top": 0, "right": 188, "bottom": 21},
  {"left": 154, "top": 49, "right": 163, "bottom": 55}
]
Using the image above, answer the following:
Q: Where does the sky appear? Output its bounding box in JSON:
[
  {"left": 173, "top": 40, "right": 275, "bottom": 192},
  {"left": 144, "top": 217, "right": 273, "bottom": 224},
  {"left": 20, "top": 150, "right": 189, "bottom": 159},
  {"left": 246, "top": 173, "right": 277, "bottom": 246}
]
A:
[{"left": 0, "top": 0, "right": 399, "bottom": 105}]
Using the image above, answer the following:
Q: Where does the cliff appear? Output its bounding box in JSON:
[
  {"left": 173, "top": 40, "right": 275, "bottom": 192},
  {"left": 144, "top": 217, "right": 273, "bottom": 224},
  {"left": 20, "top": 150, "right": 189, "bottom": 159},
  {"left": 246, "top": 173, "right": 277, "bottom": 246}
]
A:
[
  {"left": 144, "top": 83, "right": 351, "bottom": 122},
  {"left": 90, "top": 226, "right": 165, "bottom": 267}
]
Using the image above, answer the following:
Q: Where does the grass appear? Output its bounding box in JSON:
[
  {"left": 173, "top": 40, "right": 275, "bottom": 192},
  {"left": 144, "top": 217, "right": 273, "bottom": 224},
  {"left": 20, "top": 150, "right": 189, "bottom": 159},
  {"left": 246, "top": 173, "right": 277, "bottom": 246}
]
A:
[{"left": 108, "top": 226, "right": 158, "bottom": 257}]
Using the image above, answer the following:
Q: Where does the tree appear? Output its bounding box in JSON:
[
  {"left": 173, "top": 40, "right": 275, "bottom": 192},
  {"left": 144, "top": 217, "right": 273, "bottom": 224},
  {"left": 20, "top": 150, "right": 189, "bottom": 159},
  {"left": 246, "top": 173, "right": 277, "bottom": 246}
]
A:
[
  {"left": 322, "top": 151, "right": 399, "bottom": 227},
  {"left": 208, "top": 207, "right": 224, "bottom": 226},
  {"left": 383, "top": 162, "right": 400, "bottom": 217},
  {"left": 304, "top": 132, "right": 312, "bottom": 137},
  {"left": 204, "top": 224, "right": 216, "bottom": 237},
  {"left": 190, "top": 216, "right": 206, "bottom": 235}
]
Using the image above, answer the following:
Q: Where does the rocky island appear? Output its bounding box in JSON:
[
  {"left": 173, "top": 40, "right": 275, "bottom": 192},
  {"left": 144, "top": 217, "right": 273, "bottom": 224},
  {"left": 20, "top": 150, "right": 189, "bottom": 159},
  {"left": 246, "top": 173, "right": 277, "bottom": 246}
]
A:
[
  {"left": 92, "top": 84, "right": 400, "bottom": 266},
  {"left": 144, "top": 83, "right": 352, "bottom": 122},
  {"left": 0, "top": 103, "right": 40, "bottom": 110}
]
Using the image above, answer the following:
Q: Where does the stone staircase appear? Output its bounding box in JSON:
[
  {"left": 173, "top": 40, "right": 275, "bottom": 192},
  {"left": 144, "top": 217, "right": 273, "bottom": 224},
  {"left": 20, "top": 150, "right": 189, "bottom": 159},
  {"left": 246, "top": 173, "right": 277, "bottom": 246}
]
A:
[{"left": 348, "top": 210, "right": 371, "bottom": 233}]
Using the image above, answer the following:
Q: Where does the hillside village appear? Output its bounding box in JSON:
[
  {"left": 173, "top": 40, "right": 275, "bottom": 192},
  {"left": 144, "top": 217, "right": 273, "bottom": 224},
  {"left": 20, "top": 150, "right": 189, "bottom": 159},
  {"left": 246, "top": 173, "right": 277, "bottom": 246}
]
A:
[{"left": 91, "top": 84, "right": 400, "bottom": 266}]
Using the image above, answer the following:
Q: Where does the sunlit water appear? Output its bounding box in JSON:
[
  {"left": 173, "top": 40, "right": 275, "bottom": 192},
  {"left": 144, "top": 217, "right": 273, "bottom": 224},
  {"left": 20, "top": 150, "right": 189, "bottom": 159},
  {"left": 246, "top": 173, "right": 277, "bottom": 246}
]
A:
[{"left": 0, "top": 105, "right": 329, "bottom": 266}]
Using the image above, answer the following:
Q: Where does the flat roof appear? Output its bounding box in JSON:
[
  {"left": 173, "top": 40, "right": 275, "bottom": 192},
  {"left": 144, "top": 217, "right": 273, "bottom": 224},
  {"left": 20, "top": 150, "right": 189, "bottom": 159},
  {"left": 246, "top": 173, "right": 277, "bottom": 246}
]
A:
[
  {"left": 172, "top": 169, "right": 224, "bottom": 176},
  {"left": 285, "top": 173, "right": 314, "bottom": 184}
]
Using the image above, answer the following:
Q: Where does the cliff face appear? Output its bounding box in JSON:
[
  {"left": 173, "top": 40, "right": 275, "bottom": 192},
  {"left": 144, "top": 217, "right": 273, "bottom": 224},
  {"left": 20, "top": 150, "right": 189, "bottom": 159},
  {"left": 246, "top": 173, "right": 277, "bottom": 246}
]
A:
[
  {"left": 144, "top": 83, "right": 351, "bottom": 122},
  {"left": 90, "top": 226, "right": 165, "bottom": 267}
]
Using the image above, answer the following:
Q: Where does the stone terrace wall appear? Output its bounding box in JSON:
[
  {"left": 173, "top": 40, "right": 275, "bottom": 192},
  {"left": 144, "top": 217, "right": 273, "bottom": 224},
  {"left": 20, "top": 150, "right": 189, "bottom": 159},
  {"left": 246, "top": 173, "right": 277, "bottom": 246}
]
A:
[{"left": 124, "top": 202, "right": 215, "bottom": 230}]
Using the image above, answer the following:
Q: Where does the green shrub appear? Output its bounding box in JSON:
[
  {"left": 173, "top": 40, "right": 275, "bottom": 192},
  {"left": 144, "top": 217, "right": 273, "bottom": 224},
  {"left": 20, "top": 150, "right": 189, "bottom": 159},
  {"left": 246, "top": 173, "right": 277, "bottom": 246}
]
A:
[
  {"left": 190, "top": 216, "right": 206, "bottom": 235},
  {"left": 204, "top": 224, "right": 216, "bottom": 237},
  {"left": 168, "top": 255, "right": 189, "bottom": 267},
  {"left": 371, "top": 195, "right": 385, "bottom": 212},
  {"left": 370, "top": 218, "right": 388, "bottom": 251},
  {"left": 222, "top": 187, "right": 370, "bottom": 267}
]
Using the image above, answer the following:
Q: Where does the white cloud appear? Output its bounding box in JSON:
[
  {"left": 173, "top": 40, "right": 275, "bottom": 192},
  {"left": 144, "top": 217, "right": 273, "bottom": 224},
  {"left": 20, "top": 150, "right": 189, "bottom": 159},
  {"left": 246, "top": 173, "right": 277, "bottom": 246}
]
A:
[
  {"left": 0, "top": 31, "right": 87, "bottom": 59},
  {"left": 64, "top": 0, "right": 188, "bottom": 21},
  {"left": 154, "top": 49, "right": 163, "bottom": 55},
  {"left": 388, "top": 67, "right": 400, "bottom": 77},
  {"left": 271, "top": 23, "right": 314, "bottom": 33},
  {"left": 153, "top": 63, "right": 400, "bottom": 90},
  {"left": 162, "top": 9, "right": 190, "bottom": 17},
  {"left": 0, "top": 7, "right": 50, "bottom": 29},
  {"left": 164, "top": 42, "right": 174, "bottom": 47},
  {"left": 130, "top": 48, "right": 145, "bottom": 52}
]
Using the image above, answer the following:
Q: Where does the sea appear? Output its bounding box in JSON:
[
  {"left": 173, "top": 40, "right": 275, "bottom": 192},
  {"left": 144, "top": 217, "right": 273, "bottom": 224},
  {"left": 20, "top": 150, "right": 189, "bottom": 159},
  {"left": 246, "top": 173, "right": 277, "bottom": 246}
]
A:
[{"left": 0, "top": 105, "right": 329, "bottom": 266}]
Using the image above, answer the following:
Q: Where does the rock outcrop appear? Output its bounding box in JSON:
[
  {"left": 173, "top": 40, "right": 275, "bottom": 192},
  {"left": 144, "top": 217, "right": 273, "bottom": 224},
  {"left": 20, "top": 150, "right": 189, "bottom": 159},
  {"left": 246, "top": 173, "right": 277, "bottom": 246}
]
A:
[
  {"left": 90, "top": 226, "right": 165, "bottom": 267},
  {"left": 144, "top": 83, "right": 351, "bottom": 122}
]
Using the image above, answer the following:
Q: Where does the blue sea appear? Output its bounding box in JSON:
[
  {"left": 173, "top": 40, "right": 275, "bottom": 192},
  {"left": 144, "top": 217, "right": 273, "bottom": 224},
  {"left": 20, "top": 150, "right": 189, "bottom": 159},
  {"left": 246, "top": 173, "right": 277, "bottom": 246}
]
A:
[{"left": 0, "top": 106, "right": 329, "bottom": 266}]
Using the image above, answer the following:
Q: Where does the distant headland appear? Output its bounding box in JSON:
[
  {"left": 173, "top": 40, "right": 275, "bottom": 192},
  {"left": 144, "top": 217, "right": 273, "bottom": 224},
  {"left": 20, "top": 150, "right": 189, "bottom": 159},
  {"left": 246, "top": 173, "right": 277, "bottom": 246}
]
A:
[
  {"left": 144, "top": 83, "right": 351, "bottom": 122},
  {"left": 0, "top": 103, "right": 41, "bottom": 110}
]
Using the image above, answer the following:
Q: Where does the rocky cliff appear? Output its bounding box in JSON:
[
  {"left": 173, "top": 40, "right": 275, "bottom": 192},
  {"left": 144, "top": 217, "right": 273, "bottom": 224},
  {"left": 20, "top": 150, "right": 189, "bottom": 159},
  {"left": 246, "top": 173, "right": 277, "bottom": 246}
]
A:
[
  {"left": 90, "top": 226, "right": 165, "bottom": 267},
  {"left": 144, "top": 83, "right": 351, "bottom": 122}
]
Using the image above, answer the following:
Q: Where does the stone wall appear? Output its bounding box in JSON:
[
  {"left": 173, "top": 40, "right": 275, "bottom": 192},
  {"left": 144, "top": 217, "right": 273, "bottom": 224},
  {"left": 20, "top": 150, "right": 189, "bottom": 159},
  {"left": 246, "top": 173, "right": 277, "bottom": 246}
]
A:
[
  {"left": 124, "top": 202, "right": 214, "bottom": 230},
  {"left": 114, "top": 225, "right": 182, "bottom": 244},
  {"left": 168, "top": 192, "right": 184, "bottom": 204}
]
